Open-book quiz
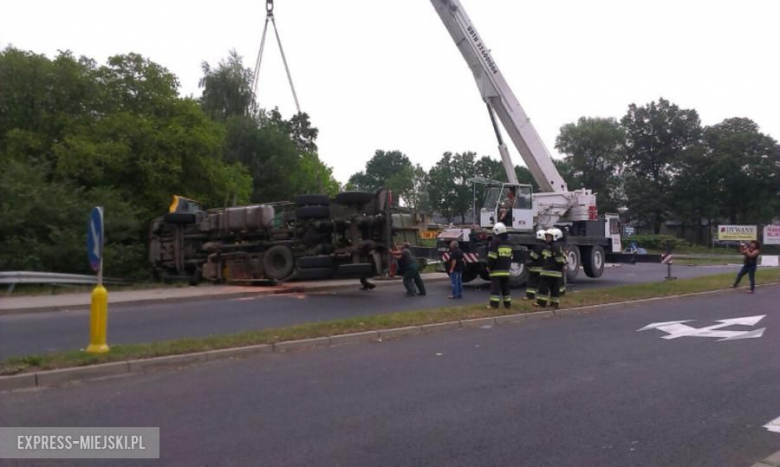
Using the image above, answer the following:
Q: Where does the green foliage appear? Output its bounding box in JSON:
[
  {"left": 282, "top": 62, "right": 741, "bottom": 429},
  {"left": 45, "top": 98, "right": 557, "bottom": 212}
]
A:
[
  {"left": 627, "top": 234, "right": 689, "bottom": 251},
  {"left": 0, "top": 47, "right": 255, "bottom": 277},
  {"left": 556, "top": 117, "right": 625, "bottom": 212},
  {"left": 621, "top": 98, "right": 703, "bottom": 233}
]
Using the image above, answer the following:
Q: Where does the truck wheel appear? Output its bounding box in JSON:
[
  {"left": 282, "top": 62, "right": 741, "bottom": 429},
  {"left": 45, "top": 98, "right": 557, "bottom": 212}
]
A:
[
  {"left": 296, "top": 206, "right": 330, "bottom": 220},
  {"left": 295, "top": 267, "right": 334, "bottom": 280},
  {"left": 478, "top": 269, "right": 490, "bottom": 282},
  {"left": 336, "top": 263, "right": 375, "bottom": 278},
  {"left": 295, "top": 194, "right": 330, "bottom": 207},
  {"left": 335, "top": 191, "right": 373, "bottom": 205},
  {"left": 508, "top": 261, "right": 528, "bottom": 288},
  {"left": 565, "top": 246, "right": 581, "bottom": 282},
  {"left": 163, "top": 213, "right": 196, "bottom": 224},
  {"left": 462, "top": 267, "right": 479, "bottom": 283},
  {"left": 297, "top": 255, "right": 334, "bottom": 269},
  {"left": 263, "top": 245, "right": 295, "bottom": 280},
  {"left": 582, "top": 245, "right": 605, "bottom": 278}
]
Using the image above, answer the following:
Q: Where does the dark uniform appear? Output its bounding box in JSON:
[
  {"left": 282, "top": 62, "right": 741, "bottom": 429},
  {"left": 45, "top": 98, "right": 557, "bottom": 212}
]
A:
[
  {"left": 525, "top": 242, "right": 547, "bottom": 300},
  {"left": 536, "top": 242, "right": 566, "bottom": 308},
  {"left": 487, "top": 234, "right": 513, "bottom": 309}
]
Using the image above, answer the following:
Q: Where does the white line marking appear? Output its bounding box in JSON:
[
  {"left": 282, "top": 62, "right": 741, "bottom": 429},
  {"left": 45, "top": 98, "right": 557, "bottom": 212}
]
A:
[{"left": 764, "top": 416, "right": 780, "bottom": 434}]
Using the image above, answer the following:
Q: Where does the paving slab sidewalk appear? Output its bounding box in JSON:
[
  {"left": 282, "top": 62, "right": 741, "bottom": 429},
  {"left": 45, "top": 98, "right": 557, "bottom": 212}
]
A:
[{"left": 1, "top": 273, "right": 449, "bottom": 315}]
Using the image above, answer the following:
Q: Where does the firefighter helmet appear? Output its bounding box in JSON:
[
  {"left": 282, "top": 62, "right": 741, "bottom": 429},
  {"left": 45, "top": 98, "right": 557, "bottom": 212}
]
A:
[
  {"left": 536, "top": 229, "right": 546, "bottom": 240},
  {"left": 493, "top": 222, "right": 507, "bottom": 236}
]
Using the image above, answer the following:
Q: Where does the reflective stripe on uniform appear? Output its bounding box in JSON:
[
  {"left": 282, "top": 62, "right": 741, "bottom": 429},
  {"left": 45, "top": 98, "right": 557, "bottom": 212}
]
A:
[
  {"left": 490, "top": 272, "right": 510, "bottom": 277},
  {"left": 489, "top": 295, "right": 501, "bottom": 302},
  {"left": 498, "top": 246, "right": 512, "bottom": 257},
  {"left": 487, "top": 252, "right": 497, "bottom": 259},
  {"left": 530, "top": 252, "right": 539, "bottom": 259},
  {"left": 528, "top": 267, "right": 543, "bottom": 273},
  {"left": 540, "top": 271, "right": 563, "bottom": 277},
  {"left": 526, "top": 288, "right": 537, "bottom": 293},
  {"left": 503, "top": 297, "right": 512, "bottom": 302}
]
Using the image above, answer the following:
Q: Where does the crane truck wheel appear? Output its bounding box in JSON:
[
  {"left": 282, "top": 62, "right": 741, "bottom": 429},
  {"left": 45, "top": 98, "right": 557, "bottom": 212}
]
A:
[
  {"left": 296, "top": 206, "right": 330, "bottom": 220},
  {"left": 335, "top": 191, "right": 373, "bottom": 206},
  {"left": 295, "top": 194, "right": 330, "bottom": 207},
  {"left": 508, "top": 262, "right": 529, "bottom": 288},
  {"left": 582, "top": 245, "right": 606, "bottom": 278},
  {"left": 263, "top": 245, "right": 295, "bottom": 280},
  {"left": 565, "top": 246, "right": 581, "bottom": 282}
]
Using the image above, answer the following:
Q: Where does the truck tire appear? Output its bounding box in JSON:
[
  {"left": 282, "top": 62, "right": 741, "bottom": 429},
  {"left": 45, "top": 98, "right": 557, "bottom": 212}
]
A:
[
  {"left": 296, "top": 206, "right": 330, "bottom": 220},
  {"left": 163, "top": 213, "right": 196, "bottom": 225},
  {"left": 263, "top": 245, "right": 295, "bottom": 280},
  {"left": 463, "top": 268, "right": 479, "bottom": 283},
  {"left": 508, "top": 261, "right": 528, "bottom": 288},
  {"left": 478, "top": 268, "right": 490, "bottom": 282},
  {"left": 565, "top": 245, "right": 581, "bottom": 282},
  {"left": 295, "top": 194, "right": 330, "bottom": 207},
  {"left": 336, "top": 263, "right": 375, "bottom": 278},
  {"left": 295, "top": 267, "right": 334, "bottom": 281},
  {"left": 582, "top": 245, "right": 605, "bottom": 278},
  {"left": 335, "top": 191, "right": 373, "bottom": 206},
  {"left": 297, "top": 255, "right": 334, "bottom": 269}
]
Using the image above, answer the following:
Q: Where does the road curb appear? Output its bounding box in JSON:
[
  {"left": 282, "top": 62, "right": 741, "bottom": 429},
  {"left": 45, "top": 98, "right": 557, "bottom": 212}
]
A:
[
  {"left": 0, "top": 276, "right": 450, "bottom": 316},
  {"left": 3, "top": 282, "right": 778, "bottom": 391}
]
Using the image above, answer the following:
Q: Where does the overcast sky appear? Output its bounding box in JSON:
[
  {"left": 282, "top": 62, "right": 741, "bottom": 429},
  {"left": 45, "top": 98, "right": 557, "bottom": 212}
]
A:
[{"left": 2, "top": 0, "right": 779, "bottom": 183}]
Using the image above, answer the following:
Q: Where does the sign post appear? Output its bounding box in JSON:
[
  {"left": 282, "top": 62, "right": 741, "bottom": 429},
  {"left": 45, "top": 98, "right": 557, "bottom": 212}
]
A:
[{"left": 86, "top": 207, "right": 109, "bottom": 354}]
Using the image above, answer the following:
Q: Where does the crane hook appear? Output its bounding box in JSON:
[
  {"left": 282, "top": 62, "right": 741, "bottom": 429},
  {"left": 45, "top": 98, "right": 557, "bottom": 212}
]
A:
[{"left": 266, "top": 0, "right": 274, "bottom": 14}]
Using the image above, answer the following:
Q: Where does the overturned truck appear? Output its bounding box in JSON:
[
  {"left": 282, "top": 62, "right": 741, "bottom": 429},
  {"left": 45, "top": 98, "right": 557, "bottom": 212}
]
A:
[{"left": 149, "top": 191, "right": 429, "bottom": 284}]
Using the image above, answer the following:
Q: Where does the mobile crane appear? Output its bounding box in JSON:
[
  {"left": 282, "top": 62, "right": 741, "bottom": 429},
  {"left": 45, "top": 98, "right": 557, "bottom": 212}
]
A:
[{"left": 430, "top": 0, "right": 626, "bottom": 286}]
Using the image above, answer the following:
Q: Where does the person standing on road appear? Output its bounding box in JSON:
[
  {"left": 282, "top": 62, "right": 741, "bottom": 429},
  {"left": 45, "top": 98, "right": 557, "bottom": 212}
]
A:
[
  {"left": 448, "top": 240, "right": 464, "bottom": 299},
  {"left": 535, "top": 228, "right": 566, "bottom": 309},
  {"left": 486, "top": 222, "right": 512, "bottom": 309},
  {"left": 733, "top": 240, "right": 761, "bottom": 293},
  {"left": 525, "top": 229, "right": 547, "bottom": 300},
  {"left": 400, "top": 243, "right": 426, "bottom": 297}
]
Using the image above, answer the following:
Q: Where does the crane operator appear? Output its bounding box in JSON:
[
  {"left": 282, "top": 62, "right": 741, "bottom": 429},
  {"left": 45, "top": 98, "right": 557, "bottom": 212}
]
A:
[{"left": 498, "top": 186, "right": 515, "bottom": 227}]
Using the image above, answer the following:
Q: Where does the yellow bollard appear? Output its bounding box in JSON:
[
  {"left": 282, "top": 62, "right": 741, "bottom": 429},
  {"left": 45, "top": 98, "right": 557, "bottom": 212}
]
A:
[{"left": 86, "top": 284, "right": 110, "bottom": 354}]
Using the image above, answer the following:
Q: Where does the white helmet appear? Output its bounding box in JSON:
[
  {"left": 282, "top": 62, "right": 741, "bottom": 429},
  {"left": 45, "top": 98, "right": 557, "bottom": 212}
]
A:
[
  {"left": 493, "top": 222, "right": 507, "bottom": 235},
  {"left": 536, "top": 229, "right": 546, "bottom": 240},
  {"left": 547, "top": 228, "right": 563, "bottom": 241}
]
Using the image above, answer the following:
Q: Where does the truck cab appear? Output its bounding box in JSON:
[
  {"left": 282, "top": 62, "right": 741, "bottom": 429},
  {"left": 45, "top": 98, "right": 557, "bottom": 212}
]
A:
[{"left": 480, "top": 183, "right": 533, "bottom": 231}]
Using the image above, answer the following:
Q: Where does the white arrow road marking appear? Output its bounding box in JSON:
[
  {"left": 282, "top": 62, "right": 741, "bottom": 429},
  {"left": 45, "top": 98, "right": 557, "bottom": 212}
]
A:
[
  {"left": 637, "top": 315, "right": 766, "bottom": 341},
  {"left": 718, "top": 328, "right": 765, "bottom": 341},
  {"left": 91, "top": 219, "right": 100, "bottom": 257},
  {"left": 637, "top": 321, "right": 692, "bottom": 332},
  {"left": 764, "top": 416, "right": 780, "bottom": 434}
]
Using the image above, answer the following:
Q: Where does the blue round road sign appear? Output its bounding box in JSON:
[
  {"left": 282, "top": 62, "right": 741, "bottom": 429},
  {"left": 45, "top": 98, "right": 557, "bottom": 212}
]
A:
[{"left": 87, "top": 207, "right": 104, "bottom": 271}]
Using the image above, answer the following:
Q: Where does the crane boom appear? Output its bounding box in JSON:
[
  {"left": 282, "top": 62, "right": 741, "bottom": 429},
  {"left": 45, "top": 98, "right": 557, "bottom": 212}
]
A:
[{"left": 429, "top": 0, "right": 568, "bottom": 193}]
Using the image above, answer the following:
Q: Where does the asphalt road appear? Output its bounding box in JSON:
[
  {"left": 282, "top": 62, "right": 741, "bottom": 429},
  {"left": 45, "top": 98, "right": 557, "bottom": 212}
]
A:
[
  {"left": 2, "top": 285, "right": 777, "bottom": 466},
  {"left": 0, "top": 264, "right": 738, "bottom": 359}
]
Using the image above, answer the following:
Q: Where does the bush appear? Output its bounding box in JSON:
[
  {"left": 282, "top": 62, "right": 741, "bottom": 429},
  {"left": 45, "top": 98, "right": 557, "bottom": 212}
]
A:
[{"left": 626, "top": 234, "right": 689, "bottom": 251}]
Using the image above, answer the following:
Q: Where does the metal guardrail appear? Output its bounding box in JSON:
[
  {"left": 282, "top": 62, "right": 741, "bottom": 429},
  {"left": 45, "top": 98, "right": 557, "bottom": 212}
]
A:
[{"left": 1, "top": 271, "right": 127, "bottom": 293}]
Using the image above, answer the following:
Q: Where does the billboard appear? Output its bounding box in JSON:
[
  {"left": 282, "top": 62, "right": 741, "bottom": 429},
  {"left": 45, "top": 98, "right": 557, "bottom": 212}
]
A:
[
  {"left": 764, "top": 225, "right": 780, "bottom": 245},
  {"left": 717, "top": 225, "right": 757, "bottom": 241}
]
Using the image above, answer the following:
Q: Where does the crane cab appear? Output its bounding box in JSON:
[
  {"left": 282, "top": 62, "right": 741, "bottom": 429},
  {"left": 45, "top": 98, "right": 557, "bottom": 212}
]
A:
[{"left": 480, "top": 183, "right": 533, "bottom": 231}]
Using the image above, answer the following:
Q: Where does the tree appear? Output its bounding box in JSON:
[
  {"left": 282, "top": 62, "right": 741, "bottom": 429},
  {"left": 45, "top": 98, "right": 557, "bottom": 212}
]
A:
[
  {"left": 427, "top": 152, "right": 478, "bottom": 223},
  {"left": 555, "top": 117, "right": 625, "bottom": 212},
  {"left": 621, "top": 98, "right": 702, "bottom": 233},
  {"left": 199, "top": 50, "right": 256, "bottom": 121},
  {"left": 703, "top": 118, "right": 780, "bottom": 224},
  {"left": 0, "top": 47, "right": 251, "bottom": 277},
  {"left": 348, "top": 150, "right": 417, "bottom": 204}
]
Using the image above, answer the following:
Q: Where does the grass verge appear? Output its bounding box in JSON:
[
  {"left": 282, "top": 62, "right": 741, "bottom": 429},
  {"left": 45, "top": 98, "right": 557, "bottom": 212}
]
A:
[{"left": 3, "top": 268, "right": 779, "bottom": 376}]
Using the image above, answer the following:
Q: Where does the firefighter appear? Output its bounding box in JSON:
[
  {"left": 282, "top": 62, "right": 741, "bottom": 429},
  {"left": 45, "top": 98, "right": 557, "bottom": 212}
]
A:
[
  {"left": 535, "top": 228, "right": 566, "bottom": 309},
  {"left": 524, "top": 229, "right": 547, "bottom": 300},
  {"left": 486, "top": 222, "right": 512, "bottom": 309}
]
